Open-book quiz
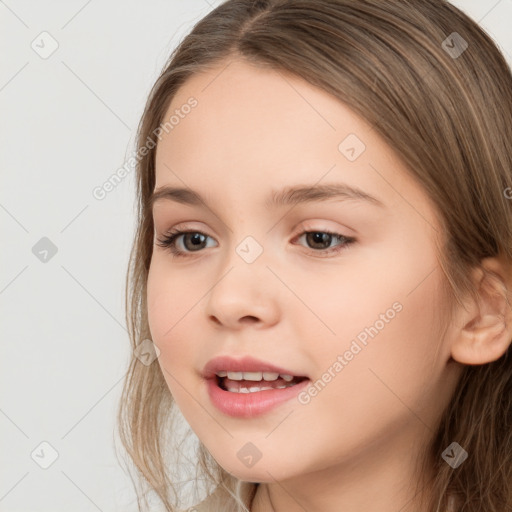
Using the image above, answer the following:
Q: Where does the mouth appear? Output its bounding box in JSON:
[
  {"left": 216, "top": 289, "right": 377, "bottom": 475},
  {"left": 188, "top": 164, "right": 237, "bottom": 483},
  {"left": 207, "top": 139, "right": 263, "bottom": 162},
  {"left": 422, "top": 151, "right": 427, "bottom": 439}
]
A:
[
  {"left": 215, "top": 371, "right": 309, "bottom": 393},
  {"left": 203, "top": 356, "right": 311, "bottom": 417}
]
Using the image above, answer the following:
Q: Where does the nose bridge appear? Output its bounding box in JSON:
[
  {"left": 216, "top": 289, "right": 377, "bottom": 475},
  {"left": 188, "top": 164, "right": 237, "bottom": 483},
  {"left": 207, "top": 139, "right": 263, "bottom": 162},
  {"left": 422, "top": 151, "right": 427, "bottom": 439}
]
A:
[
  {"left": 234, "top": 233, "right": 266, "bottom": 266},
  {"left": 215, "top": 231, "right": 269, "bottom": 299},
  {"left": 204, "top": 230, "right": 280, "bottom": 326},
  {"left": 219, "top": 210, "right": 270, "bottom": 269}
]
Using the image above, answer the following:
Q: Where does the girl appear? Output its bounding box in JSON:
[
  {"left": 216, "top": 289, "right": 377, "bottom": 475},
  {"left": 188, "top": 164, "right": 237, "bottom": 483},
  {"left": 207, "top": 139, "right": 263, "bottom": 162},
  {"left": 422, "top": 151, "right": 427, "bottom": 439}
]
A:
[{"left": 117, "top": 1, "right": 512, "bottom": 511}]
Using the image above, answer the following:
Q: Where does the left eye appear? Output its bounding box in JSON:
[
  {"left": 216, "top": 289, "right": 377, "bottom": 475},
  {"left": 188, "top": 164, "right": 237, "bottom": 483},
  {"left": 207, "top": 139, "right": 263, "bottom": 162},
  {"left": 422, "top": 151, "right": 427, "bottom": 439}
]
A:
[
  {"left": 294, "top": 230, "right": 356, "bottom": 255},
  {"left": 155, "top": 229, "right": 356, "bottom": 258}
]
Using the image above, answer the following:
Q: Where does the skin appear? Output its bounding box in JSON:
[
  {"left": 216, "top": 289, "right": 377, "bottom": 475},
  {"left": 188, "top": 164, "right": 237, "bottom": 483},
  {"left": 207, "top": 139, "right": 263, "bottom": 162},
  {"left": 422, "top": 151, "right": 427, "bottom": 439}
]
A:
[{"left": 147, "top": 58, "right": 512, "bottom": 512}]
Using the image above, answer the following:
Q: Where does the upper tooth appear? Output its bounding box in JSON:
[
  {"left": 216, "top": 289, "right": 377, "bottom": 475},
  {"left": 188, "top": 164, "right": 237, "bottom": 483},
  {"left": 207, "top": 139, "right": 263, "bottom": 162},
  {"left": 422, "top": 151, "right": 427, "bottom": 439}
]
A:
[
  {"left": 243, "top": 372, "right": 263, "bottom": 381},
  {"left": 226, "top": 371, "right": 264, "bottom": 381},
  {"left": 220, "top": 371, "right": 296, "bottom": 381}
]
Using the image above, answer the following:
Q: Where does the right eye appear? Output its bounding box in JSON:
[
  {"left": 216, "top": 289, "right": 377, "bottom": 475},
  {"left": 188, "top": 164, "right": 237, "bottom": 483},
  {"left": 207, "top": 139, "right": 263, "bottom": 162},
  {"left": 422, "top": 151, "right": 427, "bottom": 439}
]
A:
[{"left": 156, "top": 229, "right": 217, "bottom": 257}]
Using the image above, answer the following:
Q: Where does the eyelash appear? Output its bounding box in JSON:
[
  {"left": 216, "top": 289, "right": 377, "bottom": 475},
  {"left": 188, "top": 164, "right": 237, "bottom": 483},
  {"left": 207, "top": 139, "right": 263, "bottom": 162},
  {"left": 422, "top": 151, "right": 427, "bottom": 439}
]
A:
[{"left": 155, "top": 227, "right": 356, "bottom": 258}]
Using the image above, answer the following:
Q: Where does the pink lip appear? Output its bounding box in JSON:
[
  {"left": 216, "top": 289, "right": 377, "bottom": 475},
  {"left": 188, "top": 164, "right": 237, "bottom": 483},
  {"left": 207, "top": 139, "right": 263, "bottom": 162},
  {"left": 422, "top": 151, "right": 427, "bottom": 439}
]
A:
[
  {"left": 206, "top": 376, "right": 310, "bottom": 418},
  {"left": 202, "top": 355, "right": 306, "bottom": 379},
  {"left": 202, "top": 355, "right": 310, "bottom": 418}
]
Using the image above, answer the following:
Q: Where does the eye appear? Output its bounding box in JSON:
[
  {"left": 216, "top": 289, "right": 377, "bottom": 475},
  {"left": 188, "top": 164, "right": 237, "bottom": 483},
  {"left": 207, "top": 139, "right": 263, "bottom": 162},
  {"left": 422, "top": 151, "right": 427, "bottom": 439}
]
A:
[
  {"left": 155, "top": 228, "right": 217, "bottom": 258},
  {"left": 156, "top": 227, "right": 356, "bottom": 258},
  {"left": 293, "top": 230, "right": 356, "bottom": 257}
]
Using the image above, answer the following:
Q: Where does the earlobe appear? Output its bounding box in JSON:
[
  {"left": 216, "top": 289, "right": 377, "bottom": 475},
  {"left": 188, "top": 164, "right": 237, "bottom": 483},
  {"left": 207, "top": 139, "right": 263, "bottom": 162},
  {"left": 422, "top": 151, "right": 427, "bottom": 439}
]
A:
[{"left": 451, "top": 257, "right": 512, "bottom": 366}]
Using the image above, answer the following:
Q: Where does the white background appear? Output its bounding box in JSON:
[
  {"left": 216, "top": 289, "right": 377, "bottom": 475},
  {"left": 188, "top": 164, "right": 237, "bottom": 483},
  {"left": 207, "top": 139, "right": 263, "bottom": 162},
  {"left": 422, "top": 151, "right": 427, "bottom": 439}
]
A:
[{"left": 1, "top": 1, "right": 511, "bottom": 511}]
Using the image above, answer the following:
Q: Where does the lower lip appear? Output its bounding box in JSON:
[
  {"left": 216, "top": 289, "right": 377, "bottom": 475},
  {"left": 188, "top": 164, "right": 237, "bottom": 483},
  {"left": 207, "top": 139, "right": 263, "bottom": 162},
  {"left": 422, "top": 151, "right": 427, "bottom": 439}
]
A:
[{"left": 206, "top": 377, "right": 310, "bottom": 418}]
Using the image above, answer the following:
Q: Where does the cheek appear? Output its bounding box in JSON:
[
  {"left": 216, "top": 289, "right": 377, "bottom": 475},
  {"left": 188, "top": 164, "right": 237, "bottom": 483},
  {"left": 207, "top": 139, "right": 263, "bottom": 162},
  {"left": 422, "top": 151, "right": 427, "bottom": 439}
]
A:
[
  {"left": 147, "top": 264, "right": 205, "bottom": 422},
  {"left": 291, "top": 240, "right": 444, "bottom": 404},
  {"left": 284, "top": 269, "right": 445, "bottom": 471},
  {"left": 146, "top": 260, "right": 198, "bottom": 373},
  {"left": 147, "top": 255, "right": 197, "bottom": 334}
]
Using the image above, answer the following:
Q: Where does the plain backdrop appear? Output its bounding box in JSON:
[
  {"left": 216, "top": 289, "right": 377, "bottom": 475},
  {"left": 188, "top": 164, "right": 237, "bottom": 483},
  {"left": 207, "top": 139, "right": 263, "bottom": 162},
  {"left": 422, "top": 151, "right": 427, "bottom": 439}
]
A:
[{"left": 1, "top": 1, "right": 511, "bottom": 511}]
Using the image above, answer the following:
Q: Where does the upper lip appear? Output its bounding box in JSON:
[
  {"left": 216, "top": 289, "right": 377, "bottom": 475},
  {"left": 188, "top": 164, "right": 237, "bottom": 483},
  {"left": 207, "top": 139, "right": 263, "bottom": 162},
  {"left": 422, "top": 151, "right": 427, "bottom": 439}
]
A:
[{"left": 202, "top": 355, "right": 307, "bottom": 379}]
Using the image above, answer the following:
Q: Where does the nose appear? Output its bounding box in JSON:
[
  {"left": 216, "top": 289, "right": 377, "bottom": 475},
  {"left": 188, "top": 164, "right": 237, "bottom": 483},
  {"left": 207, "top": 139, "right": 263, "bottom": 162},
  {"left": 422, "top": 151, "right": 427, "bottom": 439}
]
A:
[{"left": 204, "top": 254, "right": 281, "bottom": 330}]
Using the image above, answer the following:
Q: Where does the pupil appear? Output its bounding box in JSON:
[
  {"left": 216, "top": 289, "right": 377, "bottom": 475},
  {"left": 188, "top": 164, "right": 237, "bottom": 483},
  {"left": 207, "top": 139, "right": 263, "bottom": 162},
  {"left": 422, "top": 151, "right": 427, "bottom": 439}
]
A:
[
  {"left": 308, "top": 232, "right": 331, "bottom": 249},
  {"left": 185, "top": 233, "right": 205, "bottom": 250}
]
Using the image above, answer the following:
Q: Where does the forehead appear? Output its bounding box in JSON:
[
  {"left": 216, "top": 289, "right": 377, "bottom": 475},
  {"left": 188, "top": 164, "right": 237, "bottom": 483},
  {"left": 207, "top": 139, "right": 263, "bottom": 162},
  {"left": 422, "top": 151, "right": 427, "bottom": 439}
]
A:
[
  {"left": 153, "top": 58, "right": 439, "bottom": 234},
  {"left": 156, "top": 59, "right": 373, "bottom": 182},
  {"left": 160, "top": 58, "right": 370, "bottom": 143}
]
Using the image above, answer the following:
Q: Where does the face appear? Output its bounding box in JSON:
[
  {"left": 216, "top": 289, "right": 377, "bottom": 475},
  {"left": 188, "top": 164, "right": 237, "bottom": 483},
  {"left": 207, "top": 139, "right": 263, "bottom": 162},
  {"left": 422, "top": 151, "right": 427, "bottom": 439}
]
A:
[{"left": 147, "top": 58, "right": 461, "bottom": 484}]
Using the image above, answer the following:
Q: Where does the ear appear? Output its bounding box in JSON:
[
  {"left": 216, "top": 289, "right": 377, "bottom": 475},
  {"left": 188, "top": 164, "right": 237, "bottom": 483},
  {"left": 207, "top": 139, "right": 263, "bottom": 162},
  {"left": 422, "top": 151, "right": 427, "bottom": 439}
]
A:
[{"left": 451, "top": 256, "right": 512, "bottom": 365}]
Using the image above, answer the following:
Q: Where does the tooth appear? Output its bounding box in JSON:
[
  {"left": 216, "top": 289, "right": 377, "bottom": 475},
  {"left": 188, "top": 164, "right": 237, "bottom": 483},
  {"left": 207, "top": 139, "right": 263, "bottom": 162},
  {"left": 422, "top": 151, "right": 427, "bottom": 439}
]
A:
[
  {"left": 227, "top": 371, "right": 243, "bottom": 380},
  {"left": 280, "top": 374, "right": 294, "bottom": 382},
  {"left": 216, "top": 371, "right": 227, "bottom": 377},
  {"left": 262, "top": 372, "right": 279, "bottom": 381},
  {"left": 243, "top": 372, "right": 263, "bottom": 381},
  {"left": 226, "top": 384, "right": 285, "bottom": 393}
]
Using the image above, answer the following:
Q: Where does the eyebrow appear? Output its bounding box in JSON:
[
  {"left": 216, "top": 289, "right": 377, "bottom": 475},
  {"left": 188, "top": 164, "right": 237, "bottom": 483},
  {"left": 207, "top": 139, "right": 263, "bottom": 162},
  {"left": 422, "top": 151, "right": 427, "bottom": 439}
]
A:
[{"left": 149, "top": 183, "right": 385, "bottom": 210}]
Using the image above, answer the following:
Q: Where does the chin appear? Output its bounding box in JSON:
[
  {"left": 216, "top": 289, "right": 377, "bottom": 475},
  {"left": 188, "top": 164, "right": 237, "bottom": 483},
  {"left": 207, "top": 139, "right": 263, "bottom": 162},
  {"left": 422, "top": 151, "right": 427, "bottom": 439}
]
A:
[{"left": 218, "top": 458, "right": 300, "bottom": 483}]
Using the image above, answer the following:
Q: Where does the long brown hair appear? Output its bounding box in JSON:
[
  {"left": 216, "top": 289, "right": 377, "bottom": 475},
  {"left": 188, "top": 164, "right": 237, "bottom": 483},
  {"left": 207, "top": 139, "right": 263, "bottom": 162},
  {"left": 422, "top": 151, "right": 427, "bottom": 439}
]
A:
[{"left": 117, "top": 1, "right": 512, "bottom": 510}]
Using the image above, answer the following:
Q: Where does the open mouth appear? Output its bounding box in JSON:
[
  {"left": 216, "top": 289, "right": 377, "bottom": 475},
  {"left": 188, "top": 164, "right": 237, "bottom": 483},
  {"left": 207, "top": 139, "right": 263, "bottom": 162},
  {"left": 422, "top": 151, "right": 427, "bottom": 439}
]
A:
[
  {"left": 215, "top": 371, "right": 309, "bottom": 393},
  {"left": 205, "top": 365, "right": 312, "bottom": 417}
]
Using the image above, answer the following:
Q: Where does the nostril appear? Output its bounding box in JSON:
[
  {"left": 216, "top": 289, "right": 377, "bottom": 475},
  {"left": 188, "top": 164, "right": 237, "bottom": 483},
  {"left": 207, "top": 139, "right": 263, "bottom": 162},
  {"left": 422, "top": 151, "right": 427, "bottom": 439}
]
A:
[{"left": 240, "top": 315, "right": 260, "bottom": 324}]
